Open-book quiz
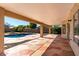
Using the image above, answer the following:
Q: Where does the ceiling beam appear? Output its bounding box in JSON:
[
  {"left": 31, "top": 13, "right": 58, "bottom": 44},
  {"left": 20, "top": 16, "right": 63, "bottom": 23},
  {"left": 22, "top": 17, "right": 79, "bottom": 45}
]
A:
[{"left": 1, "top": 7, "right": 51, "bottom": 27}]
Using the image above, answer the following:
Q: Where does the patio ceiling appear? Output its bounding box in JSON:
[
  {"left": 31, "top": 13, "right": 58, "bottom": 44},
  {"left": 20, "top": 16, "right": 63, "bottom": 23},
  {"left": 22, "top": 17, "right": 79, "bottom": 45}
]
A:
[{"left": 0, "top": 3, "right": 74, "bottom": 25}]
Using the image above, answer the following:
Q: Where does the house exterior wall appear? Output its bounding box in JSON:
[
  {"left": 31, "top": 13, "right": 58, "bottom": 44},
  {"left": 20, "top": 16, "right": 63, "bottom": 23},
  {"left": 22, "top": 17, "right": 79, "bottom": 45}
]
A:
[{"left": 61, "top": 4, "right": 79, "bottom": 56}]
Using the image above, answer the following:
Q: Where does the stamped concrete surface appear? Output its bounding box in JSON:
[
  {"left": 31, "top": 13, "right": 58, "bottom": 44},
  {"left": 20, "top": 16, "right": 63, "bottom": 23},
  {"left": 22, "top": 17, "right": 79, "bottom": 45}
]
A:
[
  {"left": 42, "top": 35, "right": 75, "bottom": 56},
  {"left": 4, "top": 34, "right": 57, "bottom": 56}
]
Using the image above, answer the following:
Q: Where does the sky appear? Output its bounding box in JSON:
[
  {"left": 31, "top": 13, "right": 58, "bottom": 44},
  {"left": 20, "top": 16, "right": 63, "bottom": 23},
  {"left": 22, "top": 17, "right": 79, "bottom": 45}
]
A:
[
  {"left": 4, "top": 16, "right": 30, "bottom": 26},
  {"left": 4, "top": 16, "right": 40, "bottom": 27}
]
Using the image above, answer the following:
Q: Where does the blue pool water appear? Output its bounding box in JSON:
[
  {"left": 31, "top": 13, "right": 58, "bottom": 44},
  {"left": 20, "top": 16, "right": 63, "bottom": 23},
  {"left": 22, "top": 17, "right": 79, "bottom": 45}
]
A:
[{"left": 5, "top": 34, "right": 30, "bottom": 38}]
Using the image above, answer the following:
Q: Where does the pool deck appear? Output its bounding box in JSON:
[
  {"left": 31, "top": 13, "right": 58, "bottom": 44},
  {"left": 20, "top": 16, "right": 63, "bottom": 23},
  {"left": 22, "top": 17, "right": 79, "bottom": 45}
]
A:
[
  {"left": 4, "top": 34, "right": 74, "bottom": 56},
  {"left": 4, "top": 34, "right": 40, "bottom": 44},
  {"left": 4, "top": 34, "right": 57, "bottom": 56}
]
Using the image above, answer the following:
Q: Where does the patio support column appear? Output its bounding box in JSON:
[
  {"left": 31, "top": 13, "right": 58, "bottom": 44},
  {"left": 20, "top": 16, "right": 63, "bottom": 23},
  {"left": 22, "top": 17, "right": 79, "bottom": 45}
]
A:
[
  {"left": 40, "top": 25, "right": 43, "bottom": 37},
  {"left": 48, "top": 26, "right": 52, "bottom": 34},
  {"left": 0, "top": 7, "right": 5, "bottom": 55}
]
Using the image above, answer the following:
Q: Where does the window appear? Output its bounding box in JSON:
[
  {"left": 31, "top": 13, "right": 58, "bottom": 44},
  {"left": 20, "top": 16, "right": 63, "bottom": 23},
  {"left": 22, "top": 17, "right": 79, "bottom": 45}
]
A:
[{"left": 73, "top": 9, "right": 79, "bottom": 46}]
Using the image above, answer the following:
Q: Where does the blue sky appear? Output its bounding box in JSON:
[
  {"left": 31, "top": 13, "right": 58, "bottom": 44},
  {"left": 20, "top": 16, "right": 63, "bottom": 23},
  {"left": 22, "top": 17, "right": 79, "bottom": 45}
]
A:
[{"left": 5, "top": 16, "right": 30, "bottom": 26}]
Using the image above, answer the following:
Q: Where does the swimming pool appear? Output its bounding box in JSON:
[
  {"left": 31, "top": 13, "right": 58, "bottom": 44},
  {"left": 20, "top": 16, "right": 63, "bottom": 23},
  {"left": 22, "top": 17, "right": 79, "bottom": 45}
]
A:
[{"left": 5, "top": 34, "right": 30, "bottom": 38}]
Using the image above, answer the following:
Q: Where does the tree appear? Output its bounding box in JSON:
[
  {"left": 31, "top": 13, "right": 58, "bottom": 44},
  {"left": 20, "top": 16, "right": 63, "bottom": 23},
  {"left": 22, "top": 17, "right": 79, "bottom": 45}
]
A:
[
  {"left": 18, "top": 25, "right": 26, "bottom": 32},
  {"left": 52, "top": 25, "right": 61, "bottom": 34},
  {"left": 29, "top": 23, "right": 37, "bottom": 29},
  {"left": 5, "top": 22, "right": 12, "bottom": 32},
  {"left": 26, "top": 25, "right": 30, "bottom": 28},
  {"left": 13, "top": 25, "right": 26, "bottom": 32}
]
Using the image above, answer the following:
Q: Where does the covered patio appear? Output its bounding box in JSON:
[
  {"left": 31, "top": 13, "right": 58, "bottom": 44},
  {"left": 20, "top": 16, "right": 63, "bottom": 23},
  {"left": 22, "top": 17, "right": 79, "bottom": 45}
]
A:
[{"left": 0, "top": 3, "right": 79, "bottom": 56}]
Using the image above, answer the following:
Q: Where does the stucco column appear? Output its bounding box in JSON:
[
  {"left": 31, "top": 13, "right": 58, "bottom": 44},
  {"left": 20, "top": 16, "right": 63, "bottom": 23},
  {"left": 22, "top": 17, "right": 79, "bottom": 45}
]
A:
[
  {"left": 0, "top": 7, "right": 5, "bottom": 55},
  {"left": 48, "top": 27, "right": 52, "bottom": 34},
  {"left": 40, "top": 25, "right": 43, "bottom": 37},
  {"left": 61, "top": 25, "right": 63, "bottom": 35}
]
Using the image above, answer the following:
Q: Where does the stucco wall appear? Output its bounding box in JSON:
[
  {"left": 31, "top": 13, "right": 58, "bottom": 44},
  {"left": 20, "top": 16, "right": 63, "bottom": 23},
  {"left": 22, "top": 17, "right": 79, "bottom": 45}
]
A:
[{"left": 61, "top": 4, "right": 79, "bottom": 56}]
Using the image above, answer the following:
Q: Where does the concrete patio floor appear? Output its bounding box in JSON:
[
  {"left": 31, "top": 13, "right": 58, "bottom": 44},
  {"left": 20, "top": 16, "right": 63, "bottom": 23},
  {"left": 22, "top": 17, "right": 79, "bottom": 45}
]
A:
[
  {"left": 4, "top": 34, "right": 40, "bottom": 49},
  {"left": 4, "top": 34, "right": 57, "bottom": 56},
  {"left": 42, "top": 35, "right": 75, "bottom": 56},
  {"left": 4, "top": 34, "right": 40, "bottom": 44},
  {"left": 4, "top": 34, "right": 74, "bottom": 56}
]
